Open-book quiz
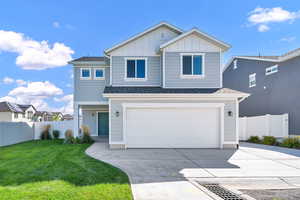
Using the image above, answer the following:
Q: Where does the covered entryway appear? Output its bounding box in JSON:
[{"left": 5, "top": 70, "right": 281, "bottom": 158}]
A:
[{"left": 124, "top": 103, "right": 224, "bottom": 148}]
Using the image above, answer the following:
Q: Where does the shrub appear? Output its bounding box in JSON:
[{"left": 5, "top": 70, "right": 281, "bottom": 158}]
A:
[
  {"left": 81, "top": 125, "right": 94, "bottom": 144},
  {"left": 262, "top": 136, "right": 277, "bottom": 145},
  {"left": 280, "top": 137, "right": 300, "bottom": 148},
  {"left": 52, "top": 130, "right": 60, "bottom": 139},
  {"left": 40, "top": 124, "right": 52, "bottom": 140},
  {"left": 247, "top": 136, "right": 261, "bottom": 143},
  {"left": 64, "top": 129, "right": 75, "bottom": 144}
]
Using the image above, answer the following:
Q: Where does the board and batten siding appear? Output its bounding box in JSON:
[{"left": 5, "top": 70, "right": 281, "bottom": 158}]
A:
[
  {"left": 74, "top": 67, "right": 110, "bottom": 102},
  {"left": 164, "top": 52, "right": 221, "bottom": 88},
  {"left": 111, "top": 56, "right": 161, "bottom": 86},
  {"left": 110, "top": 99, "right": 237, "bottom": 143}
]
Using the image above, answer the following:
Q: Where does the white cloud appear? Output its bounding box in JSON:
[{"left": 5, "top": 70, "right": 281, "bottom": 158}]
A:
[
  {"left": 0, "top": 30, "right": 74, "bottom": 70},
  {"left": 0, "top": 81, "right": 73, "bottom": 114},
  {"left": 280, "top": 36, "right": 296, "bottom": 42},
  {"left": 66, "top": 83, "right": 72, "bottom": 88},
  {"left": 258, "top": 24, "right": 270, "bottom": 32},
  {"left": 53, "top": 21, "right": 60, "bottom": 28},
  {"left": 16, "top": 79, "right": 27, "bottom": 86},
  {"left": 2, "top": 77, "right": 14, "bottom": 84},
  {"left": 248, "top": 7, "right": 300, "bottom": 32}
]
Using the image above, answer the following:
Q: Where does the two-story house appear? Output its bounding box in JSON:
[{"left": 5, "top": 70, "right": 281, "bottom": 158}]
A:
[
  {"left": 223, "top": 48, "right": 300, "bottom": 135},
  {"left": 70, "top": 22, "right": 248, "bottom": 149},
  {"left": 0, "top": 101, "right": 36, "bottom": 122}
]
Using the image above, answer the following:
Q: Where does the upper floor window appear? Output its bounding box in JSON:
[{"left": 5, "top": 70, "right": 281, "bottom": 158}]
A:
[
  {"left": 125, "top": 58, "right": 147, "bottom": 80},
  {"left": 94, "top": 68, "right": 105, "bottom": 80},
  {"left": 249, "top": 73, "right": 256, "bottom": 88},
  {"left": 80, "top": 68, "right": 91, "bottom": 80},
  {"left": 233, "top": 60, "right": 238, "bottom": 70},
  {"left": 265, "top": 64, "right": 278, "bottom": 75},
  {"left": 181, "top": 53, "right": 205, "bottom": 78}
]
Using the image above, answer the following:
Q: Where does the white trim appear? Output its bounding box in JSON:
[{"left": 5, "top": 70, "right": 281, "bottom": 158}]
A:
[
  {"left": 104, "top": 22, "right": 183, "bottom": 54},
  {"left": 162, "top": 49, "right": 166, "bottom": 88},
  {"left": 249, "top": 73, "right": 256, "bottom": 88},
  {"left": 110, "top": 56, "right": 112, "bottom": 85},
  {"left": 75, "top": 101, "right": 109, "bottom": 105},
  {"left": 112, "top": 84, "right": 161, "bottom": 87},
  {"left": 235, "top": 99, "right": 239, "bottom": 144},
  {"left": 108, "top": 99, "right": 112, "bottom": 144},
  {"left": 180, "top": 53, "right": 205, "bottom": 79},
  {"left": 80, "top": 68, "right": 92, "bottom": 80},
  {"left": 94, "top": 68, "right": 105, "bottom": 80},
  {"left": 110, "top": 141, "right": 125, "bottom": 145},
  {"left": 265, "top": 64, "right": 278, "bottom": 76},
  {"left": 73, "top": 64, "right": 109, "bottom": 67},
  {"left": 160, "top": 28, "right": 231, "bottom": 52},
  {"left": 124, "top": 57, "right": 148, "bottom": 81},
  {"left": 223, "top": 141, "right": 238, "bottom": 144},
  {"left": 122, "top": 103, "right": 225, "bottom": 149},
  {"left": 103, "top": 93, "right": 249, "bottom": 99},
  {"left": 96, "top": 111, "right": 109, "bottom": 137}
]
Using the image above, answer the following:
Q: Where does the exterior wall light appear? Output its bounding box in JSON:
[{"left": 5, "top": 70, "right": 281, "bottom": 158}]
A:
[
  {"left": 115, "top": 111, "right": 120, "bottom": 117},
  {"left": 228, "top": 111, "right": 232, "bottom": 117}
]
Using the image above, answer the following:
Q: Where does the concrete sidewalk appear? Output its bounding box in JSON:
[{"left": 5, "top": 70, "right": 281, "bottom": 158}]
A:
[{"left": 86, "top": 142, "right": 300, "bottom": 200}]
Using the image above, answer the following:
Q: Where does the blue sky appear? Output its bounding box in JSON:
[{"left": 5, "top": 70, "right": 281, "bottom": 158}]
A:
[{"left": 0, "top": 0, "right": 300, "bottom": 113}]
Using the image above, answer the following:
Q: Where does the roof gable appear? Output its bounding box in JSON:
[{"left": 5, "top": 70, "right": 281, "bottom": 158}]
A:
[
  {"left": 104, "top": 22, "right": 183, "bottom": 55},
  {"left": 160, "top": 28, "right": 231, "bottom": 52}
]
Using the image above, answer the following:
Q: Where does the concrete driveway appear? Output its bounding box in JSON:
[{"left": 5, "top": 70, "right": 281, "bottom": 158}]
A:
[{"left": 86, "top": 142, "right": 300, "bottom": 200}]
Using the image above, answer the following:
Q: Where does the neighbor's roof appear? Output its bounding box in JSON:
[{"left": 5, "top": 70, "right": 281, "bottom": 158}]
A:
[
  {"left": 103, "top": 86, "right": 248, "bottom": 97},
  {"left": 160, "top": 28, "right": 231, "bottom": 52},
  {"left": 68, "top": 56, "right": 110, "bottom": 65},
  {"left": 0, "top": 102, "right": 24, "bottom": 113},
  {"left": 104, "top": 22, "right": 183, "bottom": 54},
  {"left": 224, "top": 48, "right": 300, "bottom": 72}
]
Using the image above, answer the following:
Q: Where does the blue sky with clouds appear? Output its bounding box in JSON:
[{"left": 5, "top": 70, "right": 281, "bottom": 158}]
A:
[{"left": 0, "top": 0, "right": 300, "bottom": 113}]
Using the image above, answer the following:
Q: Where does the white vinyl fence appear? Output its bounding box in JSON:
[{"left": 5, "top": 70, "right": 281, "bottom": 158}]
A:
[
  {"left": 239, "top": 114, "right": 289, "bottom": 141},
  {"left": 0, "top": 122, "right": 34, "bottom": 147},
  {"left": 34, "top": 121, "right": 73, "bottom": 139}
]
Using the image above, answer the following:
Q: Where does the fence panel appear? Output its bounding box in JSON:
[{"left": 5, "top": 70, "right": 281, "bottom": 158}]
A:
[
  {"left": 34, "top": 121, "right": 73, "bottom": 139},
  {"left": 239, "top": 114, "right": 289, "bottom": 140},
  {"left": 0, "top": 122, "right": 34, "bottom": 147}
]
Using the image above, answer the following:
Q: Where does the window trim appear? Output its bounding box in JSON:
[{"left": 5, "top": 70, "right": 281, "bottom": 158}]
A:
[
  {"left": 249, "top": 73, "right": 256, "bottom": 88},
  {"left": 124, "top": 57, "right": 148, "bottom": 81},
  {"left": 180, "top": 53, "right": 205, "bottom": 79},
  {"left": 80, "top": 68, "right": 92, "bottom": 80},
  {"left": 265, "top": 64, "right": 278, "bottom": 76},
  {"left": 94, "top": 68, "right": 105, "bottom": 80}
]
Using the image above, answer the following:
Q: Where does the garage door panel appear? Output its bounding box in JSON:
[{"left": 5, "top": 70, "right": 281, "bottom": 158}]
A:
[{"left": 125, "top": 106, "right": 220, "bottom": 148}]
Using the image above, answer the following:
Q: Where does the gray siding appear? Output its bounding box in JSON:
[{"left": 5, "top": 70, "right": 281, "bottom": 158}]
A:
[
  {"left": 111, "top": 56, "right": 161, "bottom": 86},
  {"left": 223, "top": 56, "right": 300, "bottom": 135},
  {"left": 164, "top": 52, "right": 221, "bottom": 88},
  {"left": 0, "top": 122, "right": 34, "bottom": 146},
  {"left": 74, "top": 67, "right": 110, "bottom": 102},
  {"left": 110, "top": 99, "right": 236, "bottom": 143}
]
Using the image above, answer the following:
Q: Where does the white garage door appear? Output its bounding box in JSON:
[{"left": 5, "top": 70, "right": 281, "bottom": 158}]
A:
[{"left": 125, "top": 105, "right": 221, "bottom": 148}]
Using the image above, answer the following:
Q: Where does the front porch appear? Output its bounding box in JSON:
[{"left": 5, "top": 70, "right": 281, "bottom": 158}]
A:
[{"left": 74, "top": 102, "right": 109, "bottom": 139}]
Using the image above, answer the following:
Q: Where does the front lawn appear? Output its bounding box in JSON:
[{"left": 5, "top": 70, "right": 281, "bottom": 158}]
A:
[{"left": 0, "top": 140, "right": 132, "bottom": 200}]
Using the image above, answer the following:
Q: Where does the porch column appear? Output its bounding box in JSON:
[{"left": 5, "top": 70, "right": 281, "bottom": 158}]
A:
[{"left": 73, "top": 103, "right": 80, "bottom": 137}]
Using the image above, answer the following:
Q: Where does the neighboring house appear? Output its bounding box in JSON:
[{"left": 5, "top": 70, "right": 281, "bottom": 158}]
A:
[
  {"left": 0, "top": 101, "right": 36, "bottom": 122},
  {"left": 69, "top": 22, "right": 248, "bottom": 149},
  {"left": 34, "top": 111, "right": 64, "bottom": 121},
  {"left": 223, "top": 48, "right": 300, "bottom": 135}
]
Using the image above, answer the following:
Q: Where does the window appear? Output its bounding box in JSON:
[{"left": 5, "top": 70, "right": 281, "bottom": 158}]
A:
[
  {"left": 125, "top": 58, "right": 147, "bottom": 80},
  {"left": 27, "top": 111, "right": 33, "bottom": 119},
  {"left": 265, "top": 65, "right": 278, "bottom": 75},
  {"left": 181, "top": 53, "right": 204, "bottom": 78},
  {"left": 22, "top": 113, "right": 25, "bottom": 118},
  {"left": 233, "top": 60, "right": 238, "bottom": 69},
  {"left": 249, "top": 73, "right": 256, "bottom": 88},
  {"left": 94, "top": 68, "right": 105, "bottom": 80},
  {"left": 14, "top": 113, "right": 18, "bottom": 119},
  {"left": 80, "top": 68, "right": 91, "bottom": 80}
]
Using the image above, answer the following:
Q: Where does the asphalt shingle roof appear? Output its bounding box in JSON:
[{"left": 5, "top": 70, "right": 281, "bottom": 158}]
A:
[{"left": 0, "top": 102, "right": 24, "bottom": 113}]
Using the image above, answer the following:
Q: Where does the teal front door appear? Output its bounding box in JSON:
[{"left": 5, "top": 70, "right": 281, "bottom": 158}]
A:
[{"left": 98, "top": 112, "right": 109, "bottom": 136}]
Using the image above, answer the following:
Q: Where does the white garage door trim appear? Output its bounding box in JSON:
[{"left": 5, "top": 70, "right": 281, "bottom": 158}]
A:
[{"left": 122, "top": 103, "right": 224, "bottom": 148}]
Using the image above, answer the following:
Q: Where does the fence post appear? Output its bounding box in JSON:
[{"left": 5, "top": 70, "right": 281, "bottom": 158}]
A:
[
  {"left": 265, "top": 114, "right": 271, "bottom": 136},
  {"left": 282, "top": 113, "right": 289, "bottom": 137}
]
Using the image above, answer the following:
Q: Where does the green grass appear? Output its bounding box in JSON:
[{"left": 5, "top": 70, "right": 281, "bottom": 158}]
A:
[{"left": 0, "top": 140, "right": 132, "bottom": 200}]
